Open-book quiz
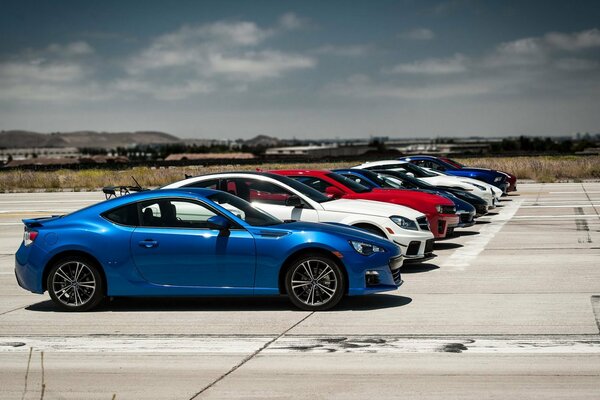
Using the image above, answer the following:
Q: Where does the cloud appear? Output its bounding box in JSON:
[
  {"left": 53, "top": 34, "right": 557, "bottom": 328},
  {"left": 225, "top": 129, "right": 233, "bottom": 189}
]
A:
[
  {"left": 0, "top": 41, "right": 106, "bottom": 102},
  {"left": 328, "top": 74, "right": 494, "bottom": 100},
  {"left": 485, "top": 28, "right": 600, "bottom": 67},
  {"left": 47, "top": 41, "right": 95, "bottom": 56},
  {"left": 545, "top": 28, "right": 600, "bottom": 51},
  {"left": 387, "top": 54, "right": 467, "bottom": 74},
  {"left": 554, "top": 58, "right": 599, "bottom": 71},
  {"left": 278, "top": 12, "right": 307, "bottom": 30},
  {"left": 402, "top": 28, "right": 435, "bottom": 40},
  {"left": 313, "top": 44, "right": 370, "bottom": 57},
  {"left": 331, "top": 28, "right": 600, "bottom": 102},
  {"left": 124, "top": 16, "right": 316, "bottom": 91},
  {"left": 208, "top": 51, "right": 315, "bottom": 80}
]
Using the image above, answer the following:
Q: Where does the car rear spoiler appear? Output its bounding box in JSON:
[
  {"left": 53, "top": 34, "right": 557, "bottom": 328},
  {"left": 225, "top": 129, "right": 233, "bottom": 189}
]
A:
[
  {"left": 102, "top": 176, "right": 149, "bottom": 199},
  {"left": 22, "top": 216, "right": 62, "bottom": 228}
]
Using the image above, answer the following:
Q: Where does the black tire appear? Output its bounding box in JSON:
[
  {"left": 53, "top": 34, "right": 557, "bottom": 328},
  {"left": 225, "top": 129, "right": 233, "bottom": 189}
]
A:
[
  {"left": 47, "top": 256, "right": 104, "bottom": 312},
  {"left": 285, "top": 254, "right": 345, "bottom": 311}
]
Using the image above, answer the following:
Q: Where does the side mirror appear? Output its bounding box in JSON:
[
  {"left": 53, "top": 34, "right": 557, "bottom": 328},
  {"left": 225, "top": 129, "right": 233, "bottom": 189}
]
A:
[
  {"left": 406, "top": 172, "right": 415, "bottom": 177},
  {"left": 207, "top": 215, "right": 231, "bottom": 232},
  {"left": 325, "top": 186, "right": 344, "bottom": 199},
  {"left": 285, "top": 195, "right": 303, "bottom": 208}
]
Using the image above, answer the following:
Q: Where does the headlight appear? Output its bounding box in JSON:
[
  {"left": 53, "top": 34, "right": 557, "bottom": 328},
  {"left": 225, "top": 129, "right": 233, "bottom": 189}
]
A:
[
  {"left": 494, "top": 176, "right": 503, "bottom": 182},
  {"left": 350, "top": 240, "right": 386, "bottom": 256},
  {"left": 437, "top": 205, "right": 456, "bottom": 214},
  {"left": 390, "top": 216, "right": 418, "bottom": 231}
]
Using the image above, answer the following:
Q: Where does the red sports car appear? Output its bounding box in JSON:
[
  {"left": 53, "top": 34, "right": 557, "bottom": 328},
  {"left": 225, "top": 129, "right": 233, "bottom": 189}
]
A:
[{"left": 272, "top": 170, "right": 459, "bottom": 239}]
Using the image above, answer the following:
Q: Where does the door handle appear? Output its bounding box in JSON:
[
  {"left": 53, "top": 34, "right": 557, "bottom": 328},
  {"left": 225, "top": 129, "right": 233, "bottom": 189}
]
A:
[{"left": 138, "top": 240, "right": 158, "bottom": 248}]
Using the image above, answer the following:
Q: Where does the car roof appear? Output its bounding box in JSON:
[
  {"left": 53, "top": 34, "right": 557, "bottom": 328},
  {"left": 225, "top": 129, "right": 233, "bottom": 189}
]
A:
[
  {"left": 270, "top": 169, "right": 331, "bottom": 176},
  {"left": 99, "top": 188, "right": 219, "bottom": 209}
]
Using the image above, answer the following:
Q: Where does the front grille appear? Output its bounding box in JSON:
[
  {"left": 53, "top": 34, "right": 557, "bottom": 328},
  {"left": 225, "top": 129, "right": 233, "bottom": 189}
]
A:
[
  {"left": 440, "top": 205, "right": 456, "bottom": 214},
  {"left": 416, "top": 216, "right": 429, "bottom": 231},
  {"left": 390, "top": 266, "right": 402, "bottom": 285},
  {"left": 406, "top": 241, "right": 420, "bottom": 256},
  {"left": 437, "top": 220, "right": 446, "bottom": 234},
  {"left": 424, "top": 239, "right": 434, "bottom": 254},
  {"left": 389, "top": 256, "right": 402, "bottom": 285},
  {"left": 475, "top": 205, "right": 488, "bottom": 215},
  {"left": 460, "top": 213, "right": 473, "bottom": 223}
]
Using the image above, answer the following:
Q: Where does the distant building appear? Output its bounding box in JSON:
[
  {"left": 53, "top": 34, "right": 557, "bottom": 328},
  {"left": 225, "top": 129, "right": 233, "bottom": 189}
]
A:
[
  {"left": 394, "top": 142, "right": 491, "bottom": 155},
  {"left": 0, "top": 147, "right": 81, "bottom": 162},
  {"left": 165, "top": 152, "right": 255, "bottom": 161},
  {"left": 265, "top": 144, "right": 372, "bottom": 158}
]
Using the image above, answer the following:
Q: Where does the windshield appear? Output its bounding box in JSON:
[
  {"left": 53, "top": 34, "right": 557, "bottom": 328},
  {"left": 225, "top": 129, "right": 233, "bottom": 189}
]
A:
[
  {"left": 326, "top": 173, "right": 371, "bottom": 193},
  {"left": 397, "top": 162, "right": 438, "bottom": 178},
  {"left": 442, "top": 157, "right": 464, "bottom": 168},
  {"left": 207, "top": 191, "right": 283, "bottom": 227},
  {"left": 376, "top": 170, "right": 438, "bottom": 191},
  {"left": 267, "top": 173, "right": 332, "bottom": 203}
]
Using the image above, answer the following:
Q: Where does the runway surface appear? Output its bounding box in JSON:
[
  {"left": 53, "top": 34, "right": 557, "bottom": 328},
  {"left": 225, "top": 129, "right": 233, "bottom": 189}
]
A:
[{"left": 1, "top": 183, "right": 599, "bottom": 399}]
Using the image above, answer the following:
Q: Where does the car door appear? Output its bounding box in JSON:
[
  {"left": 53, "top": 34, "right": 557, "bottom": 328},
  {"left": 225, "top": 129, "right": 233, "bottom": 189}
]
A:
[
  {"left": 130, "top": 197, "right": 256, "bottom": 288},
  {"left": 227, "top": 178, "right": 320, "bottom": 222}
]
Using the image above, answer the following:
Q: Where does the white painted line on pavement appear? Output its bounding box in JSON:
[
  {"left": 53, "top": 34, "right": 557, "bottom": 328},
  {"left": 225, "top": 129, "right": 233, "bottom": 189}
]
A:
[
  {"left": 1, "top": 336, "right": 598, "bottom": 354},
  {"left": 520, "top": 204, "right": 600, "bottom": 208},
  {"left": 0, "top": 200, "right": 99, "bottom": 204},
  {"left": 550, "top": 191, "right": 600, "bottom": 194},
  {"left": 267, "top": 336, "right": 600, "bottom": 354},
  {"left": 441, "top": 199, "right": 522, "bottom": 271},
  {"left": 512, "top": 215, "right": 599, "bottom": 219},
  {"left": 0, "top": 336, "right": 271, "bottom": 354}
]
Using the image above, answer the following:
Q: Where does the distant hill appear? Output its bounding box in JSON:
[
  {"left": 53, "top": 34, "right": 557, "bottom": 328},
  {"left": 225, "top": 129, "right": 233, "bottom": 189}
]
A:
[{"left": 0, "top": 130, "right": 181, "bottom": 149}]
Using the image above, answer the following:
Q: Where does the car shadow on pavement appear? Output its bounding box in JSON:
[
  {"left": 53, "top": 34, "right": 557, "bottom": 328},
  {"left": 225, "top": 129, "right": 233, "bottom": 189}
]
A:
[
  {"left": 401, "top": 263, "right": 439, "bottom": 274},
  {"left": 337, "top": 295, "right": 412, "bottom": 311},
  {"left": 475, "top": 220, "right": 492, "bottom": 224},
  {"left": 434, "top": 242, "right": 463, "bottom": 250},
  {"left": 456, "top": 230, "right": 480, "bottom": 236},
  {"left": 26, "top": 294, "right": 412, "bottom": 312}
]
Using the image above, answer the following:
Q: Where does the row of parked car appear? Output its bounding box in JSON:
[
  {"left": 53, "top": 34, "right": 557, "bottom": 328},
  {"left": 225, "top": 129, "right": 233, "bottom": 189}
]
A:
[{"left": 15, "top": 155, "right": 516, "bottom": 312}]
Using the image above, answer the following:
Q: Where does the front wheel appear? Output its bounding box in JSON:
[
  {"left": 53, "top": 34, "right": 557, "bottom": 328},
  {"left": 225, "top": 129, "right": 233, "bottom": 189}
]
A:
[
  {"left": 47, "top": 257, "right": 104, "bottom": 311},
  {"left": 285, "top": 255, "right": 345, "bottom": 311}
]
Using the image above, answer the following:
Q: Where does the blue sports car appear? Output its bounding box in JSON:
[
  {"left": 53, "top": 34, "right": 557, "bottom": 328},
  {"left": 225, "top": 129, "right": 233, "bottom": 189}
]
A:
[
  {"left": 15, "top": 188, "right": 402, "bottom": 311},
  {"left": 398, "top": 155, "right": 509, "bottom": 193}
]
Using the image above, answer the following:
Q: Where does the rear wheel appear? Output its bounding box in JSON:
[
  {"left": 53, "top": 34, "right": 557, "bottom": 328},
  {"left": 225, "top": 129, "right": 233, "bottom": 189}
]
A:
[
  {"left": 285, "top": 255, "right": 345, "bottom": 311},
  {"left": 47, "top": 257, "right": 104, "bottom": 311}
]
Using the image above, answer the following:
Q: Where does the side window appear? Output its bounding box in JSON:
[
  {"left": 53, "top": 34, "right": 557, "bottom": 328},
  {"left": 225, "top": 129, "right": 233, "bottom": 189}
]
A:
[
  {"left": 291, "top": 176, "right": 332, "bottom": 192},
  {"left": 185, "top": 178, "right": 219, "bottom": 189},
  {"left": 245, "top": 179, "right": 295, "bottom": 206},
  {"left": 341, "top": 175, "right": 372, "bottom": 188},
  {"left": 140, "top": 199, "right": 217, "bottom": 229},
  {"left": 103, "top": 204, "right": 139, "bottom": 226}
]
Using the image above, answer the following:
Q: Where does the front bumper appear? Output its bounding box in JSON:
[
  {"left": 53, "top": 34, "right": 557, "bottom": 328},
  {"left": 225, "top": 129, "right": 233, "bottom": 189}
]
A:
[
  {"left": 430, "top": 214, "right": 460, "bottom": 239},
  {"left": 399, "top": 238, "right": 436, "bottom": 263},
  {"left": 456, "top": 211, "right": 476, "bottom": 228}
]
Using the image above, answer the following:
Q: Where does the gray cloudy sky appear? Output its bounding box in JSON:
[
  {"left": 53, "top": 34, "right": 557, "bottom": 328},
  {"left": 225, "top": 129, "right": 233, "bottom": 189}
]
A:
[{"left": 1, "top": 0, "right": 599, "bottom": 139}]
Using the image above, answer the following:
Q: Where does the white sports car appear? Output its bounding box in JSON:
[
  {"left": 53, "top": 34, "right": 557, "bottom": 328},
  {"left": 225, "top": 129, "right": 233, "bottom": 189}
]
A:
[
  {"left": 353, "top": 160, "right": 499, "bottom": 208},
  {"left": 163, "top": 172, "right": 436, "bottom": 261}
]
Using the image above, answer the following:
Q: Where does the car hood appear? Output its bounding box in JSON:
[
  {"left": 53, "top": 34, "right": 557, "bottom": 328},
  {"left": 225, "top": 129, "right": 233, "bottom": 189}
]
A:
[
  {"left": 369, "top": 188, "right": 453, "bottom": 206},
  {"left": 276, "top": 221, "right": 397, "bottom": 249},
  {"left": 458, "top": 167, "right": 505, "bottom": 178},
  {"left": 322, "top": 198, "right": 424, "bottom": 219}
]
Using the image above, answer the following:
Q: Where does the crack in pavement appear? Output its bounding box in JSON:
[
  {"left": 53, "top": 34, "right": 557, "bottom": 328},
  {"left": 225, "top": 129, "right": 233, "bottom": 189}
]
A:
[{"left": 187, "top": 311, "right": 315, "bottom": 400}]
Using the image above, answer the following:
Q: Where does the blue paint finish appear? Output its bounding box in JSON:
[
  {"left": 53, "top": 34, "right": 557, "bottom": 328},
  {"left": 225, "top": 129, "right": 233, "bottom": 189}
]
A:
[
  {"left": 15, "top": 188, "right": 401, "bottom": 302},
  {"left": 398, "top": 156, "right": 508, "bottom": 191}
]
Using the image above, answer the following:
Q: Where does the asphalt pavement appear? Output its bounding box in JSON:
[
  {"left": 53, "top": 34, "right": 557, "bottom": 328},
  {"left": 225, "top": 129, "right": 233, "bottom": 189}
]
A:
[{"left": 0, "top": 183, "right": 599, "bottom": 399}]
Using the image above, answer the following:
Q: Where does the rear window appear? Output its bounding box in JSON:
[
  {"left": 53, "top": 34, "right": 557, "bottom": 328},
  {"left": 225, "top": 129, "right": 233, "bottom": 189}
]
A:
[{"left": 103, "top": 204, "right": 139, "bottom": 226}]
